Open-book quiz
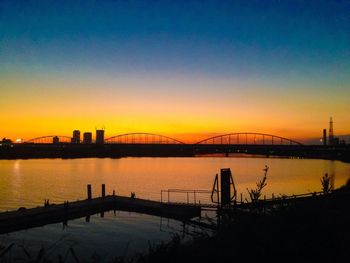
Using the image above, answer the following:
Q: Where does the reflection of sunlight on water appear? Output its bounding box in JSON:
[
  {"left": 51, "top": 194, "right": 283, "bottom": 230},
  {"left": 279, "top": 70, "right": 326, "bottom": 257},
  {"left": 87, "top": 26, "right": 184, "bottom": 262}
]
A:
[
  {"left": 0, "top": 157, "right": 349, "bottom": 210},
  {"left": 13, "top": 160, "right": 21, "bottom": 175},
  {"left": 11, "top": 160, "right": 22, "bottom": 197}
]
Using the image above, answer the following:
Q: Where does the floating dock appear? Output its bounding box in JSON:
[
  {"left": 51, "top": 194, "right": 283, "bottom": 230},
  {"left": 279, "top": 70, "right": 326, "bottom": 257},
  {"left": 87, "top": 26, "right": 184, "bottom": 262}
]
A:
[{"left": 0, "top": 195, "right": 201, "bottom": 234}]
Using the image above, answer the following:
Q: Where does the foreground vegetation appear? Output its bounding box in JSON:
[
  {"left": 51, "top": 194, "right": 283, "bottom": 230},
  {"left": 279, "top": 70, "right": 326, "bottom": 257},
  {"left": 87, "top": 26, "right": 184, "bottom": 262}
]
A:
[{"left": 133, "top": 179, "right": 350, "bottom": 263}]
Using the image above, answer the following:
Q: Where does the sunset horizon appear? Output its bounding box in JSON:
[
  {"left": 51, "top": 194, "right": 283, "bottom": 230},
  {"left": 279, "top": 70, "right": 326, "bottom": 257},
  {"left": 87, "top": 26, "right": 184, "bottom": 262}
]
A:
[
  {"left": 1, "top": 1, "right": 349, "bottom": 143},
  {"left": 1, "top": 1, "right": 350, "bottom": 261}
]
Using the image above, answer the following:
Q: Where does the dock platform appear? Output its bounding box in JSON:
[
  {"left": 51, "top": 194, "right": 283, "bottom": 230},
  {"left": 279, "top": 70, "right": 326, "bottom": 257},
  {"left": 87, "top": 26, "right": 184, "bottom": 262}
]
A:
[{"left": 0, "top": 195, "right": 201, "bottom": 234}]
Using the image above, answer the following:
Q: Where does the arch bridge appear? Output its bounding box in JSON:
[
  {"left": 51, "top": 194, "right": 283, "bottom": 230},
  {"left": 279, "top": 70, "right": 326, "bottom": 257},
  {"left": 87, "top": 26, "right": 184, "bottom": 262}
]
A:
[
  {"left": 25, "top": 136, "right": 72, "bottom": 144},
  {"left": 195, "top": 133, "right": 303, "bottom": 146},
  {"left": 24, "top": 133, "right": 302, "bottom": 146},
  {"left": 105, "top": 133, "right": 185, "bottom": 144}
]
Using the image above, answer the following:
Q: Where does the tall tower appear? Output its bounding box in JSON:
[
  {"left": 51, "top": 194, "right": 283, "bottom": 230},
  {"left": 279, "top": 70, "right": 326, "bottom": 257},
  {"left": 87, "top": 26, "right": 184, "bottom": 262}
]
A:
[
  {"left": 329, "top": 117, "right": 334, "bottom": 145},
  {"left": 72, "top": 130, "right": 81, "bottom": 144},
  {"left": 323, "top": 129, "right": 327, "bottom": 146},
  {"left": 96, "top": 129, "right": 105, "bottom": 144},
  {"left": 83, "top": 132, "right": 92, "bottom": 144}
]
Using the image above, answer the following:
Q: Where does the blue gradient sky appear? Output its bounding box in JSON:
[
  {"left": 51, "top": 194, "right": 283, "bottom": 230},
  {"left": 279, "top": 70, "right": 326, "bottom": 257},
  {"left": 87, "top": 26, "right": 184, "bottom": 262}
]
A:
[{"left": 1, "top": 0, "right": 349, "bottom": 141}]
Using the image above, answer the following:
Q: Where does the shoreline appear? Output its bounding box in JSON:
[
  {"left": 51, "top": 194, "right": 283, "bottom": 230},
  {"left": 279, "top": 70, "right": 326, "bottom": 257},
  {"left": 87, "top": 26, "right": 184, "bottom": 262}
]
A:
[{"left": 1, "top": 153, "right": 349, "bottom": 164}]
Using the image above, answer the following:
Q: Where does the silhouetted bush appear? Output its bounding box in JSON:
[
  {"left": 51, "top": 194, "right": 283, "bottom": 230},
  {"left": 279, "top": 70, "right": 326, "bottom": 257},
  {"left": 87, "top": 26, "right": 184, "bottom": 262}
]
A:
[
  {"left": 321, "top": 172, "right": 334, "bottom": 194},
  {"left": 247, "top": 165, "right": 268, "bottom": 202}
]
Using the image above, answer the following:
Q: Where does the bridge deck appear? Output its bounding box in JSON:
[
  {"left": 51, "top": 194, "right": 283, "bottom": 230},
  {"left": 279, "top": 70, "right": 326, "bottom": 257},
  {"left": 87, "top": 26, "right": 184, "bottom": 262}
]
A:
[{"left": 0, "top": 195, "right": 201, "bottom": 234}]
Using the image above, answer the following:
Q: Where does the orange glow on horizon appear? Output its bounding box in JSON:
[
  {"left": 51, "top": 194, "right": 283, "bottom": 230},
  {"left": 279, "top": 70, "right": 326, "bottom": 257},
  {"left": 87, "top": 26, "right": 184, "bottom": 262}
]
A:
[{"left": 1, "top": 73, "right": 349, "bottom": 143}]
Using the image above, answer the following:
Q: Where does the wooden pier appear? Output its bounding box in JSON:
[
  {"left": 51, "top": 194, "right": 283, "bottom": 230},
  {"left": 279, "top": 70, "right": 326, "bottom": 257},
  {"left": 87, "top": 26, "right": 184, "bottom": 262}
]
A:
[{"left": 0, "top": 195, "right": 201, "bottom": 234}]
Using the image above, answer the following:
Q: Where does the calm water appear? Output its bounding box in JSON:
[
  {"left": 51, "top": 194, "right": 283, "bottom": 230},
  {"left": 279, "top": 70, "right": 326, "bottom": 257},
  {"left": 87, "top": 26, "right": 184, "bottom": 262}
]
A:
[
  {"left": 0, "top": 157, "right": 349, "bottom": 210},
  {"left": 0, "top": 157, "right": 349, "bottom": 261},
  {"left": 0, "top": 211, "right": 189, "bottom": 262}
]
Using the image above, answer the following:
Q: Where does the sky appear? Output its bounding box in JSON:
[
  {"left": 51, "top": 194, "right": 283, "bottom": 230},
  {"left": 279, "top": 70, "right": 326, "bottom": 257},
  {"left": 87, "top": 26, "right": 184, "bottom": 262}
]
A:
[{"left": 1, "top": 0, "right": 349, "bottom": 143}]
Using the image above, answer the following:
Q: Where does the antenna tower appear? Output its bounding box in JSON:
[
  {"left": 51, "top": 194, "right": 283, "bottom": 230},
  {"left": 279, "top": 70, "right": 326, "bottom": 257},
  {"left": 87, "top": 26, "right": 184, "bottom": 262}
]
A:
[{"left": 329, "top": 117, "right": 334, "bottom": 145}]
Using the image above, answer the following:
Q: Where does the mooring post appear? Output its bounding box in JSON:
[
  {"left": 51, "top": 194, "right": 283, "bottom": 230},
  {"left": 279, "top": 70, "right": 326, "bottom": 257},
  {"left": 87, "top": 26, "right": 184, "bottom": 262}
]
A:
[
  {"left": 220, "top": 168, "right": 231, "bottom": 207},
  {"left": 102, "top": 184, "right": 105, "bottom": 198},
  {"left": 87, "top": 184, "right": 92, "bottom": 200}
]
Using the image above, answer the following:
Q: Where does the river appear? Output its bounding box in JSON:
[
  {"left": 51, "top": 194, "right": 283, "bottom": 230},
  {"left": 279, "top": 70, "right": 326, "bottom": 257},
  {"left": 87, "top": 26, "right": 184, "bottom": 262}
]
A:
[
  {"left": 0, "top": 157, "right": 349, "bottom": 210},
  {"left": 0, "top": 157, "right": 349, "bottom": 261}
]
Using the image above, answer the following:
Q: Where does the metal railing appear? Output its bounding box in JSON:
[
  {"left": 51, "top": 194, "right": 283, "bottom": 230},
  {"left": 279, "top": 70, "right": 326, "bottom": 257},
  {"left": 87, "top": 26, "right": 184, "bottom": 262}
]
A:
[
  {"left": 161, "top": 189, "right": 213, "bottom": 206},
  {"left": 263, "top": 191, "right": 325, "bottom": 202},
  {"left": 160, "top": 189, "right": 329, "bottom": 210}
]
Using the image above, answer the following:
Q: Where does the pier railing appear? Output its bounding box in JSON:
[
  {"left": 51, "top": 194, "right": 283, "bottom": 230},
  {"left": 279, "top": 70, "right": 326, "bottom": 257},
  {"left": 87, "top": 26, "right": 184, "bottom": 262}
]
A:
[
  {"left": 160, "top": 188, "right": 332, "bottom": 211},
  {"left": 264, "top": 191, "right": 324, "bottom": 202},
  {"left": 160, "top": 189, "right": 214, "bottom": 207}
]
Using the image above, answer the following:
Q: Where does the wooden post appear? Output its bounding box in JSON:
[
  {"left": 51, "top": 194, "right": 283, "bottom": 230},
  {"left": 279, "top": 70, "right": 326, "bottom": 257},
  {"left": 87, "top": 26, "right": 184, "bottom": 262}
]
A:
[
  {"left": 240, "top": 193, "right": 243, "bottom": 203},
  {"left": 102, "top": 184, "right": 105, "bottom": 198},
  {"left": 87, "top": 184, "right": 92, "bottom": 200}
]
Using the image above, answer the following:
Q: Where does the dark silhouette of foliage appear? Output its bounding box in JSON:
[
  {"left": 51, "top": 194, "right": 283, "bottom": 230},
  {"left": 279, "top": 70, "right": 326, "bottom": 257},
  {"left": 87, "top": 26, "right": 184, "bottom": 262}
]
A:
[
  {"left": 247, "top": 165, "right": 269, "bottom": 202},
  {"left": 321, "top": 173, "right": 334, "bottom": 194},
  {"left": 1, "top": 138, "right": 12, "bottom": 143}
]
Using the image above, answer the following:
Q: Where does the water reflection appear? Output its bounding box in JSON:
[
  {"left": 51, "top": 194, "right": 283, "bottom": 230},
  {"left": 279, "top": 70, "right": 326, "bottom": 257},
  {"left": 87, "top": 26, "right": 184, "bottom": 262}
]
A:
[
  {"left": 0, "top": 211, "right": 192, "bottom": 262},
  {"left": 0, "top": 157, "right": 349, "bottom": 211}
]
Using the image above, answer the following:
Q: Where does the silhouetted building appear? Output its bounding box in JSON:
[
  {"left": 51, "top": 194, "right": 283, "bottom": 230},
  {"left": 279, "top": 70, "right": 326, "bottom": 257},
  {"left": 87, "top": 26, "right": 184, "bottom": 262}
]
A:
[
  {"left": 96, "top": 129, "right": 104, "bottom": 144},
  {"left": 329, "top": 117, "right": 334, "bottom": 145},
  {"left": 83, "top": 132, "right": 92, "bottom": 144},
  {"left": 71, "top": 130, "right": 81, "bottom": 144},
  {"left": 323, "top": 129, "right": 327, "bottom": 146},
  {"left": 53, "top": 136, "right": 59, "bottom": 144}
]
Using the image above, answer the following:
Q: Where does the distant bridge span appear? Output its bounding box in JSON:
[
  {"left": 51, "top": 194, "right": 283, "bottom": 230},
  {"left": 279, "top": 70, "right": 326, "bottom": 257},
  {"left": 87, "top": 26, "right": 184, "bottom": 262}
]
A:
[
  {"left": 195, "top": 133, "right": 303, "bottom": 146},
  {"left": 25, "top": 136, "right": 72, "bottom": 144},
  {"left": 7, "top": 132, "right": 350, "bottom": 161},
  {"left": 105, "top": 133, "right": 185, "bottom": 144},
  {"left": 24, "top": 132, "right": 302, "bottom": 146}
]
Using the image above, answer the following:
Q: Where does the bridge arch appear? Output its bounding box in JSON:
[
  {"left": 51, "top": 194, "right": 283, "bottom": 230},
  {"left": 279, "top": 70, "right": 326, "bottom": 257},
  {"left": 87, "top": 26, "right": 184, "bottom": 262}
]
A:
[
  {"left": 195, "top": 133, "right": 303, "bottom": 146},
  {"left": 105, "top": 133, "right": 185, "bottom": 144},
  {"left": 25, "top": 136, "right": 72, "bottom": 144}
]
